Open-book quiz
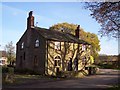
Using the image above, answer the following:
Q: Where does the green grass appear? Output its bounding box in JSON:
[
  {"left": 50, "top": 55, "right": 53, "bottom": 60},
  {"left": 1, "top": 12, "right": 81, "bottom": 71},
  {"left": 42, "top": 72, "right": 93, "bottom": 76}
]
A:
[
  {"left": 15, "top": 74, "right": 42, "bottom": 79},
  {"left": 3, "top": 74, "right": 47, "bottom": 85},
  {"left": 108, "top": 84, "right": 120, "bottom": 90}
]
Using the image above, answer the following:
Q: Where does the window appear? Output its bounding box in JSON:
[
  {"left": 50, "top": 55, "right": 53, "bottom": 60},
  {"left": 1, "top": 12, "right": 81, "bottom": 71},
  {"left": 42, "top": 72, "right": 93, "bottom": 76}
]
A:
[
  {"left": 21, "top": 42, "right": 24, "bottom": 49},
  {"left": 24, "top": 52, "right": 25, "bottom": 60},
  {"left": 55, "top": 42, "right": 61, "bottom": 50},
  {"left": 82, "top": 44, "right": 86, "bottom": 51},
  {"left": 54, "top": 56, "right": 61, "bottom": 67},
  {"left": 34, "top": 56, "right": 38, "bottom": 67},
  {"left": 20, "top": 56, "right": 23, "bottom": 67},
  {"left": 2, "top": 60, "right": 5, "bottom": 64},
  {"left": 74, "top": 58, "right": 78, "bottom": 71},
  {"left": 35, "top": 39, "right": 39, "bottom": 47},
  {"left": 68, "top": 58, "right": 72, "bottom": 71}
]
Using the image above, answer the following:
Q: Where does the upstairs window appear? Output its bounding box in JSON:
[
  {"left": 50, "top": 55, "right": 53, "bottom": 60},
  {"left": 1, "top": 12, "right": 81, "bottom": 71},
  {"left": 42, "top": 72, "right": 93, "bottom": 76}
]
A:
[
  {"left": 82, "top": 44, "right": 86, "bottom": 51},
  {"left": 35, "top": 39, "right": 39, "bottom": 47},
  {"left": 55, "top": 42, "right": 61, "bottom": 50},
  {"left": 21, "top": 42, "right": 24, "bottom": 49}
]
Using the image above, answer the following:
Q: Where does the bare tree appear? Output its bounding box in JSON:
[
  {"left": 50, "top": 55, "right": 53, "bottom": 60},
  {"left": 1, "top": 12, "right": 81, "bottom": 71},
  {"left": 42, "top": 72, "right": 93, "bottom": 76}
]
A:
[{"left": 84, "top": 2, "right": 120, "bottom": 38}]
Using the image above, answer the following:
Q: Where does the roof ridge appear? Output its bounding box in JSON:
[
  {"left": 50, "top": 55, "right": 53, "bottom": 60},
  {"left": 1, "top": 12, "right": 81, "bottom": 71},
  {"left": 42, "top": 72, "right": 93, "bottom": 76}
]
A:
[{"left": 33, "top": 27, "right": 90, "bottom": 44}]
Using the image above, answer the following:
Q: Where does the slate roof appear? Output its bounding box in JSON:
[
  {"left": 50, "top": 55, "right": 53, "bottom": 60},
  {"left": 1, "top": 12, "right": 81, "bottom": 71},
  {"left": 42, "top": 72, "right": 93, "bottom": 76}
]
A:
[{"left": 34, "top": 27, "right": 90, "bottom": 45}]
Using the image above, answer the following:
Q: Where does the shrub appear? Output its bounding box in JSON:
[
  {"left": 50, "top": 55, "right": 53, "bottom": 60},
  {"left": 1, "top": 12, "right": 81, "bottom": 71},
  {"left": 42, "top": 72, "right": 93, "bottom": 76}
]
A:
[
  {"left": 2, "top": 67, "right": 15, "bottom": 83},
  {"left": 2, "top": 66, "right": 9, "bottom": 73},
  {"left": 56, "top": 71, "right": 66, "bottom": 78},
  {"left": 15, "top": 68, "right": 41, "bottom": 75}
]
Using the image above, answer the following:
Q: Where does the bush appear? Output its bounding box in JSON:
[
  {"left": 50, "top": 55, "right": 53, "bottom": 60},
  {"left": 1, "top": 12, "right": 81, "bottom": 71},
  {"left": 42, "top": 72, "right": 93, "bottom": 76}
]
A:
[
  {"left": 2, "top": 67, "right": 15, "bottom": 83},
  {"left": 98, "top": 63, "right": 116, "bottom": 69},
  {"left": 2, "top": 66, "right": 9, "bottom": 73},
  {"left": 85, "top": 65, "right": 99, "bottom": 75},
  {"left": 56, "top": 71, "right": 66, "bottom": 78},
  {"left": 15, "top": 68, "right": 41, "bottom": 75}
]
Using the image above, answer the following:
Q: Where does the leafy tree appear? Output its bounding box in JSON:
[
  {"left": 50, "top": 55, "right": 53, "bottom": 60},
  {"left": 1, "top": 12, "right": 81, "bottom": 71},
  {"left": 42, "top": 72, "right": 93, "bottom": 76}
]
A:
[
  {"left": 84, "top": 2, "right": 120, "bottom": 38},
  {"left": 80, "top": 29, "right": 100, "bottom": 60},
  {"left": 4, "top": 41, "right": 15, "bottom": 65},
  {"left": 50, "top": 22, "right": 77, "bottom": 34},
  {"left": 50, "top": 22, "right": 100, "bottom": 60}
]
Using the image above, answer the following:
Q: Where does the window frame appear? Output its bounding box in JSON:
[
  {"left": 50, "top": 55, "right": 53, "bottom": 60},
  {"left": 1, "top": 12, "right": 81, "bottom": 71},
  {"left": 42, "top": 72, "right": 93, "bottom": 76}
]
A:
[
  {"left": 35, "top": 39, "right": 39, "bottom": 47},
  {"left": 82, "top": 44, "right": 86, "bottom": 51},
  {"left": 54, "top": 56, "right": 61, "bottom": 67},
  {"left": 34, "top": 56, "right": 38, "bottom": 67},
  {"left": 54, "top": 42, "right": 61, "bottom": 50},
  {"left": 21, "top": 42, "right": 24, "bottom": 49}
]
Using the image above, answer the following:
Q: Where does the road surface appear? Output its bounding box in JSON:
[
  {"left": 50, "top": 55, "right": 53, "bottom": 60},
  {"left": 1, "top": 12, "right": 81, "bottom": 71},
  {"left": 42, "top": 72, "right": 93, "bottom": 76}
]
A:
[{"left": 2, "top": 69, "right": 120, "bottom": 89}]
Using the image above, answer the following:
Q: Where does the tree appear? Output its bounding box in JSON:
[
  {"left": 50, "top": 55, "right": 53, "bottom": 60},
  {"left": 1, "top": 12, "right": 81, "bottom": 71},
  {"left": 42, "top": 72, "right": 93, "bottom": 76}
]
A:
[
  {"left": 50, "top": 22, "right": 100, "bottom": 60},
  {"left": 4, "top": 41, "right": 15, "bottom": 65},
  {"left": 84, "top": 2, "right": 120, "bottom": 38},
  {"left": 50, "top": 22, "right": 77, "bottom": 34},
  {"left": 80, "top": 29, "right": 100, "bottom": 60}
]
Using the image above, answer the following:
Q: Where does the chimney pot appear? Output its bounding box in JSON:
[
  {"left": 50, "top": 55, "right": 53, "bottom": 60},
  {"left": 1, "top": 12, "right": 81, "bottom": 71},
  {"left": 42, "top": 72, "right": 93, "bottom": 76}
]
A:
[
  {"left": 29, "top": 11, "right": 33, "bottom": 16},
  {"left": 75, "top": 25, "right": 80, "bottom": 39},
  {"left": 27, "top": 11, "right": 34, "bottom": 29}
]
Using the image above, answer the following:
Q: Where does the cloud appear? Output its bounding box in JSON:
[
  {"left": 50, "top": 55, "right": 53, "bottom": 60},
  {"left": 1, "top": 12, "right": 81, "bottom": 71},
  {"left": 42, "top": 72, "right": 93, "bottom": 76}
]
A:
[{"left": 2, "top": 3, "right": 27, "bottom": 16}]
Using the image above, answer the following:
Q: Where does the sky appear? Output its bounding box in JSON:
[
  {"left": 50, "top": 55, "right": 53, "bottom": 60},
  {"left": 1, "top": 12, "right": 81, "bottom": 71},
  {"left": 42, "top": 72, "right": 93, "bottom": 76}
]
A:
[{"left": 0, "top": 2, "right": 118, "bottom": 55}]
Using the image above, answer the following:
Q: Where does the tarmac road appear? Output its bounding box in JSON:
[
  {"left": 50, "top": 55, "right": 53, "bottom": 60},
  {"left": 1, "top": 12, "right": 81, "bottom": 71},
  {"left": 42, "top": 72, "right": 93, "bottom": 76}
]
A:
[{"left": 2, "top": 69, "right": 120, "bottom": 89}]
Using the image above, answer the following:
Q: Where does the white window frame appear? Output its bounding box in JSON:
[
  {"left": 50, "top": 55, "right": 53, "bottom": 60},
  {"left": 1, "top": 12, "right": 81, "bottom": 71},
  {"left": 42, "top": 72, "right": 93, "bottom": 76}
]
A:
[
  {"left": 35, "top": 39, "right": 39, "bottom": 47},
  {"left": 82, "top": 44, "right": 86, "bottom": 51},
  {"left": 55, "top": 42, "right": 60, "bottom": 50},
  {"left": 21, "top": 42, "right": 24, "bottom": 49}
]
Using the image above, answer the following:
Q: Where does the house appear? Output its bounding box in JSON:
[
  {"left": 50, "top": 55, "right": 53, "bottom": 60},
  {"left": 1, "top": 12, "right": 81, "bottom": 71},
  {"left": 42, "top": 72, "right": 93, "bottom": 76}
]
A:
[
  {"left": 16, "top": 11, "right": 92, "bottom": 76},
  {"left": 0, "top": 51, "right": 8, "bottom": 66}
]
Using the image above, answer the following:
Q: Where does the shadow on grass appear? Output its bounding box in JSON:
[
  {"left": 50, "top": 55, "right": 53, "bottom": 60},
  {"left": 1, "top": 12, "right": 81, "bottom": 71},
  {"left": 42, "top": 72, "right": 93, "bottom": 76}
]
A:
[{"left": 108, "top": 84, "right": 120, "bottom": 90}]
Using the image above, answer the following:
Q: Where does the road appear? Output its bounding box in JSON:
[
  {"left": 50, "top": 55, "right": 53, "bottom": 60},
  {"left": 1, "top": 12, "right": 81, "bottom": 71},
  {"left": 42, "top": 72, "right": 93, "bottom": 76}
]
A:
[{"left": 2, "top": 69, "right": 120, "bottom": 89}]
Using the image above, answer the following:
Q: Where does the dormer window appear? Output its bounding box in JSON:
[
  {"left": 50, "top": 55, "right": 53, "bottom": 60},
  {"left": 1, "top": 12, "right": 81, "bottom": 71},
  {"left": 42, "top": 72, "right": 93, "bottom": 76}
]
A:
[
  {"left": 21, "top": 42, "right": 24, "bottom": 49},
  {"left": 35, "top": 39, "right": 39, "bottom": 47},
  {"left": 55, "top": 42, "right": 61, "bottom": 50}
]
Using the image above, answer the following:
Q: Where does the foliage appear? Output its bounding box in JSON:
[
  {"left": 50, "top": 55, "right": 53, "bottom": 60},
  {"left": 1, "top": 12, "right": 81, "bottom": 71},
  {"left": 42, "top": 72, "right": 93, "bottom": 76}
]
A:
[
  {"left": 80, "top": 29, "right": 100, "bottom": 60},
  {"left": 2, "top": 66, "right": 9, "bottom": 73},
  {"left": 98, "top": 63, "right": 118, "bottom": 69},
  {"left": 109, "top": 84, "right": 120, "bottom": 90},
  {"left": 2, "top": 67, "right": 15, "bottom": 83},
  {"left": 4, "top": 41, "right": 15, "bottom": 64},
  {"left": 97, "top": 54, "right": 119, "bottom": 69},
  {"left": 15, "top": 68, "right": 41, "bottom": 75},
  {"left": 50, "top": 22, "right": 77, "bottom": 34},
  {"left": 90, "top": 55, "right": 94, "bottom": 64},
  {"left": 84, "top": 2, "right": 120, "bottom": 38},
  {"left": 50, "top": 22, "right": 100, "bottom": 60}
]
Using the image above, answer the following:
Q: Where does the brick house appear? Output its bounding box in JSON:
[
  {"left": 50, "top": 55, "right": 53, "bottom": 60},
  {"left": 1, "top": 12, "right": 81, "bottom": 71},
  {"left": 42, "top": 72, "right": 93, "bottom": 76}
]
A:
[{"left": 16, "top": 11, "right": 91, "bottom": 76}]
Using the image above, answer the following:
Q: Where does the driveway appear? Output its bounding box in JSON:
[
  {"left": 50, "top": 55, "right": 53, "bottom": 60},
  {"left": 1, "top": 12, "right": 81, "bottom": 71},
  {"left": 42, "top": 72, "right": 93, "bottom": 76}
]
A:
[{"left": 2, "top": 69, "right": 120, "bottom": 89}]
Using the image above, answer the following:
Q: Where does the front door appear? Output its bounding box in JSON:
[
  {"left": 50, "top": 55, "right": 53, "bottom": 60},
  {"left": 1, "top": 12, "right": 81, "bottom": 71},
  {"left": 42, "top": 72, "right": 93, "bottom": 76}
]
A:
[{"left": 54, "top": 56, "right": 61, "bottom": 74}]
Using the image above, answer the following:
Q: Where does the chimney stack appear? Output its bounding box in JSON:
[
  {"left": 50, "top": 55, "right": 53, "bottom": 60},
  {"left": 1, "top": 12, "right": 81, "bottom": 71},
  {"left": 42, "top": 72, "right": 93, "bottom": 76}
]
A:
[
  {"left": 75, "top": 25, "right": 80, "bottom": 39},
  {"left": 27, "top": 11, "right": 34, "bottom": 29}
]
